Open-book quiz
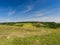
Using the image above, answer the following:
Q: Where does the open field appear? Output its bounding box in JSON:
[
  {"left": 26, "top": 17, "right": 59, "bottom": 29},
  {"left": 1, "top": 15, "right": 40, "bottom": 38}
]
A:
[{"left": 0, "top": 22, "right": 60, "bottom": 45}]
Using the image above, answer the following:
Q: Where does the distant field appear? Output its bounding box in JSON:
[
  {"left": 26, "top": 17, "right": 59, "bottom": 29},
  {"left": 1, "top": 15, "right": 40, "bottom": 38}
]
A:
[{"left": 0, "top": 22, "right": 60, "bottom": 45}]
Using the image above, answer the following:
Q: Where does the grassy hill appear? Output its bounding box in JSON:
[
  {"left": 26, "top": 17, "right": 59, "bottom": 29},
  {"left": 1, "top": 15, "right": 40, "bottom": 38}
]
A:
[{"left": 0, "top": 22, "right": 60, "bottom": 45}]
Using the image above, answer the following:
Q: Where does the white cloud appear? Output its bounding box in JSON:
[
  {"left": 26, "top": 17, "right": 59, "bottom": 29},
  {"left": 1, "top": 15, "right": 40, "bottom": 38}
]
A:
[
  {"left": 0, "top": 18, "right": 17, "bottom": 22},
  {"left": 1, "top": 6, "right": 60, "bottom": 22},
  {"left": 23, "top": 5, "right": 34, "bottom": 13},
  {"left": 0, "top": 18, "right": 10, "bottom": 22},
  {"left": 23, "top": 8, "right": 60, "bottom": 22},
  {"left": 8, "top": 11, "right": 15, "bottom": 16},
  {"left": 23, "top": 16, "right": 60, "bottom": 23},
  {"left": 32, "top": 12, "right": 44, "bottom": 17},
  {"left": 7, "top": 9, "right": 16, "bottom": 22},
  {"left": 8, "top": 11, "right": 15, "bottom": 17}
]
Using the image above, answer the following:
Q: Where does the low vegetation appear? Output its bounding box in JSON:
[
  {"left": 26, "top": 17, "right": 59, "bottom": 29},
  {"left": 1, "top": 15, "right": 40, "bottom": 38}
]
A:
[{"left": 0, "top": 22, "right": 60, "bottom": 45}]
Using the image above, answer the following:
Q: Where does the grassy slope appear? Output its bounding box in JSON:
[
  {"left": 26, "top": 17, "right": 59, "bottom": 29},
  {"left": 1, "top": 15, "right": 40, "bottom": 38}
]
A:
[{"left": 0, "top": 25, "right": 60, "bottom": 45}]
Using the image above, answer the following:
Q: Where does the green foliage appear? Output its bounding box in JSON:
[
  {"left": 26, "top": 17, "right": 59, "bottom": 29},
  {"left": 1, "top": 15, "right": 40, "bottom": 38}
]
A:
[
  {"left": 44, "top": 22, "right": 57, "bottom": 28},
  {"left": 0, "top": 22, "right": 60, "bottom": 28}
]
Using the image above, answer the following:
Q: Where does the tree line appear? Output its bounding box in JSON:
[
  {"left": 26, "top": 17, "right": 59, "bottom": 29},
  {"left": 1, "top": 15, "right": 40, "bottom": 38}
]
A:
[{"left": 0, "top": 22, "right": 60, "bottom": 28}]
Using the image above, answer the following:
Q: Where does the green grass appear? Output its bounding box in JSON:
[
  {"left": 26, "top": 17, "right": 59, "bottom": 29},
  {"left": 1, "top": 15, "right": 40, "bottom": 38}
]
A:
[
  {"left": 0, "top": 25, "right": 60, "bottom": 45},
  {"left": 0, "top": 33, "right": 60, "bottom": 45}
]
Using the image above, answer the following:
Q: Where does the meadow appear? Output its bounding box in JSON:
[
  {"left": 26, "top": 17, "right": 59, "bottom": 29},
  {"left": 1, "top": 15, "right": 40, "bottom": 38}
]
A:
[{"left": 0, "top": 22, "right": 60, "bottom": 45}]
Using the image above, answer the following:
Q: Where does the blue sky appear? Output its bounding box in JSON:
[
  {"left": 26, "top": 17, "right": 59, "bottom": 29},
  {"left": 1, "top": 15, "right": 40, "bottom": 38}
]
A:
[{"left": 0, "top": 0, "right": 60, "bottom": 22}]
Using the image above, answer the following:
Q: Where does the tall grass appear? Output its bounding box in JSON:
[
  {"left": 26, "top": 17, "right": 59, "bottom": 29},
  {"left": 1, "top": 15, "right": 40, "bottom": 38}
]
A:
[{"left": 0, "top": 22, "right": 60, "bottom": 45}]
